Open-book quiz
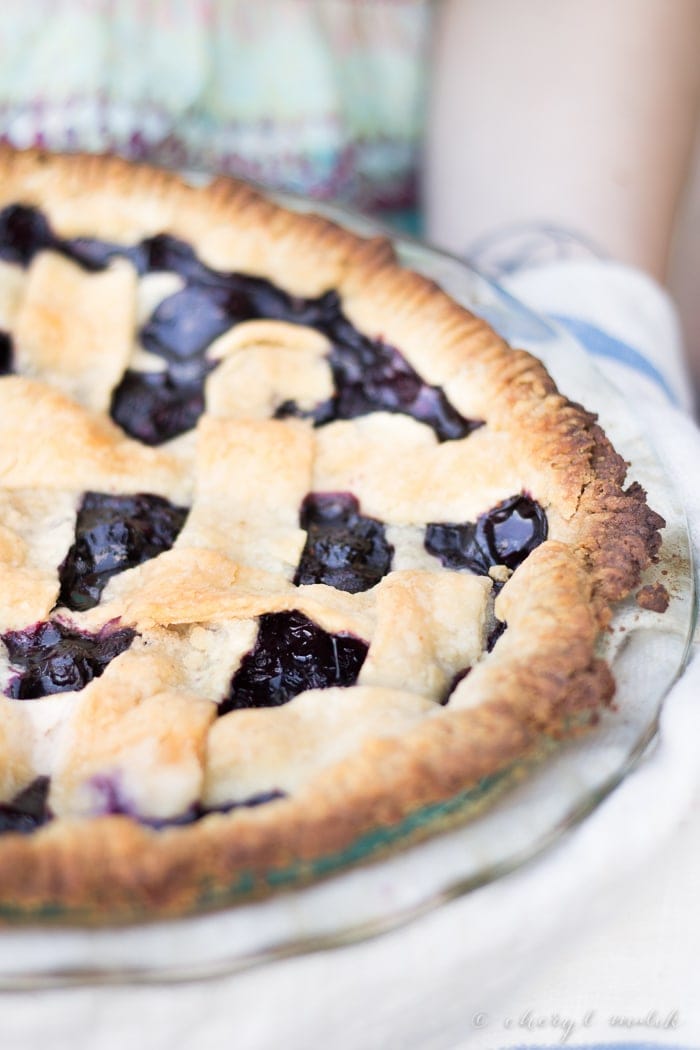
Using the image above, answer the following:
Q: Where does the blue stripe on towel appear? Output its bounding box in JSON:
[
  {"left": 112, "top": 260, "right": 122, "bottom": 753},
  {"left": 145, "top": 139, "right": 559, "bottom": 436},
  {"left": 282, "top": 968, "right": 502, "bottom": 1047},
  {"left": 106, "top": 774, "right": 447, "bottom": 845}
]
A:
[{"left": 549, "top": 314, "right": 680, "bottom": 407}]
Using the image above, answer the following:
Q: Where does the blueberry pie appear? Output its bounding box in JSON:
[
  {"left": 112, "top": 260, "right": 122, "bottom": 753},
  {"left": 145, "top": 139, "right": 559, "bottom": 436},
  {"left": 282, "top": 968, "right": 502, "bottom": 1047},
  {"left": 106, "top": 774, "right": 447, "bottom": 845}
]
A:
[{"left": 0, "top": 150, "right": 664, "bottom": 922}]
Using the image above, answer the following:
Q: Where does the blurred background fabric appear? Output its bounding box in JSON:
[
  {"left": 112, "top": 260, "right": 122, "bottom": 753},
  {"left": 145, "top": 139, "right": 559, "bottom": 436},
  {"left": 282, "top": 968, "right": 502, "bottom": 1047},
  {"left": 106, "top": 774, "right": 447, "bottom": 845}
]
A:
[{"left": 0, "top": 0, "right": 429, "bottom": 231}]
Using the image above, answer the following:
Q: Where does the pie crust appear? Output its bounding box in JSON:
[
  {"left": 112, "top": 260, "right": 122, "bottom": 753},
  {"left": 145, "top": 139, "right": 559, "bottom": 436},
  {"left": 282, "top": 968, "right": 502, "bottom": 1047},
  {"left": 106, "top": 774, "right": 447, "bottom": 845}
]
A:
[{"left": 0, "top": 150, "right": 663, "bottom": 923}]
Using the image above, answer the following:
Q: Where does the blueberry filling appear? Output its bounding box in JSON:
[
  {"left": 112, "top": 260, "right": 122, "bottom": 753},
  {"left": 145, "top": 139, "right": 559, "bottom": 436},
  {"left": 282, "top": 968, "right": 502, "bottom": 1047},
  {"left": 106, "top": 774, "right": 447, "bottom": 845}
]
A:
[
  {"left": 0, "top": 777, "right": 50, "bottom": 834},
  {"left": 2, "top": 621, "right": 136, "bottom": 699},
  {"left": 486, "top": 619, "right": 507, "bottom": 651},
  {"left": 0, "top": 331, "right": 13, "bottom": 375},
  {"left": 0, "top": 204, "right": 54, "bottom": 265},
  {"left": 483, "top": 496, "right": 548, "bottom": 571},
  {"left": 141, "top": 790, "right": 287, "bottom": 829},
  {"left": 110, "top": 368, "right": 212, "bottom": 447},
  {"left": 425, "top": 494, "right": 547, "bottom": 576},
  {"left": 63, "top": 235, "right": 145, "bottom": 274},
  {"left": 442, "top": 666, "right": 471, "bottom": 705},
  {"left": 274, "top": 398, "right": 334, "bottom": 424},
  {"left": 0, "top": 206, "right": 480, "bottom": 445},
  {"left": 275, "top": 293, "right": 479, "bottom": 441},
  {"left": 140, "top": 233, "right": 212, "bottom": 282},
  {"left": 294, "top": 492, "right": 393, "bottom": 593},
  {"left": 0, "top": 204, "right": 140, "bottom": 273},
  {"left": 140, "top": 286, "right": 240, "bottom": 363},
  {"left": 326, "top": 323, "right": 474, "bottom": 442},
  {"left": 0, "top": 776, "right": 283, "bottom": 835},
  {"left": 58, "top": 492, "right": 189, "bottom": 612},
  {"left": 439, "top": 618, "right": 506, "bottom": 706},
  {"left": 220, "top": 610, "right": 368, "bottom": 715},
  {"left": 118, "top": 267, "right": 478, "bottom": 444}
]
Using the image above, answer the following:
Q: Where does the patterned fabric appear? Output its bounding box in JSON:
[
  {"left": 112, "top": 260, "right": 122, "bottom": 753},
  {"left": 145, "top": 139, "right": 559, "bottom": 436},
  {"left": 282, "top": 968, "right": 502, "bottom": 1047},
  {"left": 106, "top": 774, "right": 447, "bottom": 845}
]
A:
[{"left": 0, "top": 0, "right": 430, "bottom": 223}]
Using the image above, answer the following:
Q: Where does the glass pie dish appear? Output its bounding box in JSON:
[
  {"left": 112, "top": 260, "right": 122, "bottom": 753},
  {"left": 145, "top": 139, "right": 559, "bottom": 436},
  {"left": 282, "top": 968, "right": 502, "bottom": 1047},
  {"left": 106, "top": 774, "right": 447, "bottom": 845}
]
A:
[{"left": 0, "top": 195, "right": 694, "bottom": 987}]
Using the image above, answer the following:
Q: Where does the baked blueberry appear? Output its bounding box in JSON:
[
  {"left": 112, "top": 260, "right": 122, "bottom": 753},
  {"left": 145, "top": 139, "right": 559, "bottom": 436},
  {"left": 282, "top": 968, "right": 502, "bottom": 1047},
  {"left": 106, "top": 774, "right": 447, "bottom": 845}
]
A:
[
  {"left": 2, "top": 621, "right": 136, "bottom": 699},
  {"left": 63, "top": 235, "right": 145, "bottom": 274},
  {"left": 140, "top": 286, "right": 238, "bottom": 362},
  {"left": 110, "top": 367, "right": 210, "bottom": 445},
  {"left": 274, "top": 397, "right": 336, "bottom": 425},
  {"left": 440, "top": 620, "right": 506, "bottom": 706},
  {"left": 295, "top": 492, "right": 393, "bottom": 593},
  {"left": 0, "top": 777, "right": 50, "bottom": 834},
  {"left": 483, "top": 495, "right": 548, "bottom": 570},
  {"left": 486, "top": 619, "right": 507, "bottom": 651},
  {"left": 325, "top": 325, "right": 478, "bottom": 441},
  {"left": 220, "top": 610, "right": 368, "bottom": 714},
  {"left": 141, "top": 233, "right": 212, "bottom": 282},
  {"left": 58, "top": 492, "right": 189, "bottom": 611},
  {"left": 443, "top": 666, "right": 470, "bottom": 702},
  {"left": 425, "top": 495, "right": 547, "bottom": 575},
  {"left": 0, "top": 331, "right": 13, "bottom": 375},
  {"left": 0, "top": 204, "right": 54, "bottom": 265}
]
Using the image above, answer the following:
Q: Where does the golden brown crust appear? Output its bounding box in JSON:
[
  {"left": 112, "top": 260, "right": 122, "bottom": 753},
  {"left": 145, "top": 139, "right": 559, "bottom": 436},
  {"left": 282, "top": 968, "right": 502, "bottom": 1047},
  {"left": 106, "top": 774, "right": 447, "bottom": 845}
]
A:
[{"left": 0, "top": 148, "right": 664, "bottom": 923}]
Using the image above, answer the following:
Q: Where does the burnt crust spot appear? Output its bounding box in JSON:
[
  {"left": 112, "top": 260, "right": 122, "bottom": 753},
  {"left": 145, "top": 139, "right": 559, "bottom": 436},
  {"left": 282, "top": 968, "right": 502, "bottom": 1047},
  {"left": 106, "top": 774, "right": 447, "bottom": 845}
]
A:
[
  {"left": 573, "top": 426, "right": 666, "bottom": 617},
  {"left": 636, "top": 582, "right": 670, "bottom": 613}
]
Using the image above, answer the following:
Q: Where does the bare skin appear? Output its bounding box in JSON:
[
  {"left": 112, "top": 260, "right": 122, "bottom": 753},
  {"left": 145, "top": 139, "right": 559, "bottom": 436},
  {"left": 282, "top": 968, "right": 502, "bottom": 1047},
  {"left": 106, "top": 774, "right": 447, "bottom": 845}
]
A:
[{"left": 426, "top": 0, "right": 700, "bottom": 284}]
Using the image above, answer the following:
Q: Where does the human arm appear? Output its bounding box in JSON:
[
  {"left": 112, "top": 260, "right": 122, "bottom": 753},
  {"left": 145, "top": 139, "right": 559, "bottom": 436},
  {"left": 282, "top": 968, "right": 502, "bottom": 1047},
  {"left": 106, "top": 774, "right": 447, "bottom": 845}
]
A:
[{"left": 425, "top": 0, "right": 700, "bottom": 282}]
